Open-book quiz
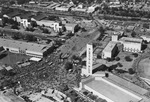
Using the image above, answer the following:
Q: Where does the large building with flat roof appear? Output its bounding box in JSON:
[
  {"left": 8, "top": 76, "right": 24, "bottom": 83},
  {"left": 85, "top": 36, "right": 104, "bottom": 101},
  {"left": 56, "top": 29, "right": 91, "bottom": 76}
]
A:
[
  {"left": 102, "top": 41, "right": 117, "bottom": 59},
  {"left": 80, "top": 73, "right": 148, "bottom": 102},
  {"left": 120, "top": 37, "right": 142, "bottom": 52},
  {"left": 0, "top": 38, "right": 53, "bottom": 58}
]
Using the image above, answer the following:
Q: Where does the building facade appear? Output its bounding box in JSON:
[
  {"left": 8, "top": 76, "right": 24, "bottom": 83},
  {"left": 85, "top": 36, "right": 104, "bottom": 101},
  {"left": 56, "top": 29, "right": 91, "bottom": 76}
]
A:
[
  {"left": 102, "top": 41, "right": 117, "bottom": 59},
  {"left": 120, "top": 37, "right": 142, "bottom": 52},
  {"left": 0, "top": 38, "right": 53, "bottom": 58},
  {"left": 82, "top": 44, "right": 93, "bottom": 76}
]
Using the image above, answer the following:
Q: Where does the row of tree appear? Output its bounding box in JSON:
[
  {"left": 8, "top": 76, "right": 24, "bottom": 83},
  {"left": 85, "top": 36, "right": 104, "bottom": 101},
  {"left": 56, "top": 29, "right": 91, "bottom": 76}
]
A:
[{"left": 99, "top": 5, "right": 150, "bottom": 19}]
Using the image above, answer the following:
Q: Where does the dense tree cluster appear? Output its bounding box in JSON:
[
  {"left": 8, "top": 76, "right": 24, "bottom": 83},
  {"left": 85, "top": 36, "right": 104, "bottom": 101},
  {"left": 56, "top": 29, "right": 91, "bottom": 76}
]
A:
[{"left": 99, "top": 5, "right": 150, "bottom": 19}]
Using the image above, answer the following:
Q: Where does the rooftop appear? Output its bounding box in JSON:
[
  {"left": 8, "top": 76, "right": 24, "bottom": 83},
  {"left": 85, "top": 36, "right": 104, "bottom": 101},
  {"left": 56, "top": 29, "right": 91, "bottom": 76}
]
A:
[
  {"left": 120, "top": 37, "right": 143, "bottom": 43},
  {"left": 5, "top": 11, "right": 20, "bottom": 18},
  {"left": 32, "top": 14, "right": 47, "bottom": 21},
  {"left": 40, "top": 20, "right": 56, "bottom": 23},
  {"left": 104, "top": 74, "right": 148, "bottom": 95},
  {"left": 103, "top": 41, "right": 117, "bottom": 52},
  {"left": 85, "top": 78, "right": 141, "bottom": 102},
  {"left": 0, "top": 90, "right": 25, "bottom": 102},
  {"left": 65, "top": 23, "right": 77, "bottom": 27},
  {"left": 20, "top": 12, "right": 33, "bottom": 19},
  {"left": 0, "top": 38, "right": 51, "bottom": 53}
]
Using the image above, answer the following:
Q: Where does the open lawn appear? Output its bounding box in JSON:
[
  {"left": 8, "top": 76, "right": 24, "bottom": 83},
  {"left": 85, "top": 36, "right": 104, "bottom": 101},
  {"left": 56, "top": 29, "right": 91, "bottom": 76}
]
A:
[
  {"left": 0, "top": 52, "right": 30, "bottom": 66},
  {"left": 139, "top": 58, "right": 150, "bottom": 79}
]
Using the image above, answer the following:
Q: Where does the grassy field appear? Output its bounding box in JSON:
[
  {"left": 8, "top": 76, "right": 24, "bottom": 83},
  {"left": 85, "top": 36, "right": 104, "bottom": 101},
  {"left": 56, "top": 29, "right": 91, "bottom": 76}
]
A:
[
  {"left": 0, "top": 52, "right": 30, "bottom": 66},
  {"left": 139, "top": 58, "right": 150, "bottom": 79}
]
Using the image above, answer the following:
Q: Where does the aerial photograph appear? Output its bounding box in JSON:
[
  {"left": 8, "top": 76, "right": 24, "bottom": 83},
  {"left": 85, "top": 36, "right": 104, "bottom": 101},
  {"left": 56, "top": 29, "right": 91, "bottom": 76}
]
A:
[{"left": 1, "top": 0, "right": 150, "bottom": 102}]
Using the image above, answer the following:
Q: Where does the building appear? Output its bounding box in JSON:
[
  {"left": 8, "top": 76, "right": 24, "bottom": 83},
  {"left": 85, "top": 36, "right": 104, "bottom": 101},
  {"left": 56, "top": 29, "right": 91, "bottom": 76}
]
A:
[
  {"left": 111, "top": 31, "right": 124, "bottom": 42},
  {"left": 0, "top": 38, "right": 53, "bottom": 58},
  {"left": 0, "top": 90, "right": 26, "bottom": 102},
  {"left": 102, "top": 41, "right": 118, "bottom": 59},
  {"left": 55, "top": 5, "right": 71, "bottom": 11},
  {"left": 36, "top": 20, "right": 62, "bottom": 32},
  {"left": 71, "top": 7, "right": 87, "bottom": 12},
  {"left": 86, "top": 44, "right": 93, "bottom": 76},
  {"left": 109, "top": 0, "right": 120, "bottom": 4},
  {"left": 31, "top": 14, "right": 47, "bottom": 21},
  {"left": 79, "top": 74, "right": 147, "bottom": 102},
  {"left": 120, "top": 37, "right": 142, "bottom": 52},
  {"left": 3, "top": 11, "right": 20, "bottom": 20},
  {"left": 141, "top": 35, "right": 150, "bottom": 42},
  {"left": 87, "top": 4, "right": 99, "bottom": 13},
  {"left": 19, "top": 12, "right": 33, "bottom": 28},
  {"left": 65, "top": 23, "right": 78, "bottom": 33}
]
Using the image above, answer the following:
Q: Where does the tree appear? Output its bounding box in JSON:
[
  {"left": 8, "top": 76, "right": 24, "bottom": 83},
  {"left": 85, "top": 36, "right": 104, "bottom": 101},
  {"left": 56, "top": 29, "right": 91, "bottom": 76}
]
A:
[
  {"left": 99, "top": 26, "right": 105, "bottom": 34},
  {"left": 117, "top": 62, "right": 123, "bottom": 67},
  {"left": 12, "top": 33, "right": 20, "bottom": 40},
  {"left": 132, "top": 53, "right": 138, "bottom": 57},
  {"left": 64, "top": 62, "right": 73, "bottom": 71},
  {"left": 42, "top": 29, "right": 49, "bottom": 34},
  {"left": 115, "top": 57, "right": 120, "bottom": 61},
  {"left": 25, "top": 27, "right": 34, "bottom": 32},
  {"left": 31, "top": 21, "right": 37, "bottom": 27},
  {"left": 125, "top": 56, "right": 133, "bottom": 62},
  {"left": 25, "top": 34, "right": 37, "bottom": 42},
  {"left": 11, "top": 24, "right": 19, "bottom": 30},
  {"left": 128, "top": 68, "right": 135, "bottom": 74},
  {"left": 10, "top": 1, "right": 15, "bottom": 5},
  {"left": 131, "top": 31, "right": 136, "bottom": 37}
]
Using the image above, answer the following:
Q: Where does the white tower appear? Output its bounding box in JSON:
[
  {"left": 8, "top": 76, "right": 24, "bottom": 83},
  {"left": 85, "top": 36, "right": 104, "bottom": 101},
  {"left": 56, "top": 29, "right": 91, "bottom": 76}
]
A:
[{"left": 86, "top": 44, "right": 93, "bottom": 75}]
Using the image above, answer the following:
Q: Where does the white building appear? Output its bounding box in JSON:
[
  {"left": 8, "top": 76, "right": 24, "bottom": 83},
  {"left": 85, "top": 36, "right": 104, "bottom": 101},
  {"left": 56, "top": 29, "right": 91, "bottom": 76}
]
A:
[
  {"left": 18, "top": 13, "right": 33, "bottom": 28},
  {"left": 0, "top": 38, "right": 53, "bottom": 58},
  {"left": 65, "top": 23, "right": 78, "bottom": 33},
  {"left": 120, "top": 37, "right": 142, "bottom": 52},
  {"left": 111, "top": 31, "right": 124, "bottom": 42},
  {"left": 71, "top": 7, "right": 87, "bottom": 12},
  {"left": 141, "top": 35, "right": 150, "bottom": 42},
  {"left": 20, "top": 19, "right": 30, "bottom": 28},
  {"left": 87, "top": 4, "right": 99, "bottom": 13},
  {"left": 79, "top": 74, "right": 145, "bottom": 102},
  {"left": 36, "top": 20, "right": 62, "bottom": 32},
  {"left": 55, "top": 6, "right": 70, "bottom": 11},
  {"left": 102, "top": 41, "right": 117, "bottom": 59},
  {"left": 82, "top": 44, "right": 93, "bottom": 76},
  {"left": 112, "top": 34, "right": 119, "bottom": 42}
]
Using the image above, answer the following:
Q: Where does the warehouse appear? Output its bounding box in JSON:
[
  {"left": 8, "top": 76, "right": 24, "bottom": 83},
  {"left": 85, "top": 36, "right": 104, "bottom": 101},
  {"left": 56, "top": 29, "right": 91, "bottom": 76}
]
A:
[
  {"left": 120, "top": 37, "right": 142, "bottom": 52},
  {"left": 102, "top": 41, "right": 118, "bottom": 59},
  {"left": 0, "top": 38, "right": 53, "bottom": 58}
]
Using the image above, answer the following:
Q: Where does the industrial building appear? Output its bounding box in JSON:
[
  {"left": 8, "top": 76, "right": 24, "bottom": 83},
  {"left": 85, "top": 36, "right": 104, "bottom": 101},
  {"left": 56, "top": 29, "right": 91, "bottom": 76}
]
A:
[
  {"left": 0, "top": 38, "right": 53, "bottom": 58},
  {"left": 79, "top": 73, "right": 146, "bottom": 102},
  {"left": 102, "top": 41, "right": 118, "bottom": 59},
  {"left": 120, "top": 37, "right": 142, "bottom": 52}
]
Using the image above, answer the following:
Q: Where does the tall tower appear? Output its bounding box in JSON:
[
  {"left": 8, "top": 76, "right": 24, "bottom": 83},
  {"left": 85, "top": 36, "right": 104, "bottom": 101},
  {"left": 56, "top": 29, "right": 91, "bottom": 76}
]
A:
[{"left": 86, "top": 44, "right": 93, "bottom": 75}]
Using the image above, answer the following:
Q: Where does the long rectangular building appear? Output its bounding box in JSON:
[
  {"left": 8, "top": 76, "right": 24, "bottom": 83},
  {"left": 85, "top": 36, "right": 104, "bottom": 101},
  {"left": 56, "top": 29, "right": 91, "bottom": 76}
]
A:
[
  {"left": 0, "top": 38, "right": 53, "bottom": 58},
  {"left": 120, "top": 37, "right": 142, "bottom": 52}
]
